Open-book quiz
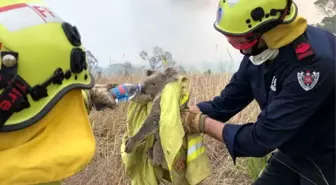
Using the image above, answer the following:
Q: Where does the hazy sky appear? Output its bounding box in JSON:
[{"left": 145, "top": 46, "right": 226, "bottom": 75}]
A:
[{"left": 43, "top": 0, "right": 325, "bottom": 69}]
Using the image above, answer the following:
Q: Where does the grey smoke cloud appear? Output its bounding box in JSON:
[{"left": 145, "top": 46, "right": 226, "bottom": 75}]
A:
[{"left": 44, "top": 0, "right": 324, "bottom": 70}]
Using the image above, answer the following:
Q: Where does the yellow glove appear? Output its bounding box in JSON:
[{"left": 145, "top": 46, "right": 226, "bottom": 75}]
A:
[{"left": 181, "top": 106, "right": 208, "bottom": 134}]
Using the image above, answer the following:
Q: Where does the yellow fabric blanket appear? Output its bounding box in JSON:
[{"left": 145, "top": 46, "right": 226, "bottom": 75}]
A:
[{"left": 120, "top": 76, "right": 212, "bottom": 185}]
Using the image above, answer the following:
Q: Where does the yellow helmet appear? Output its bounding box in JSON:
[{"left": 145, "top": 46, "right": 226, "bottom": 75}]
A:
[
  {"left": 0, "top": 0, "right": 94, "bottom": 131},
  {"left": 214, "top": 0, "right": 298, "bottom": 36}
]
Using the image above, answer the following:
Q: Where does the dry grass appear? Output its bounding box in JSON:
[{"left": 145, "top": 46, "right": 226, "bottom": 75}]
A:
[{"left": 62, "top": 73, "right": 263, "bottom": 185}]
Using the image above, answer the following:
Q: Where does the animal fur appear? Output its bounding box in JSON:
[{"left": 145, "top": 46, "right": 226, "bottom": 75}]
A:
[
  {"left": 89, "top": 84, "right": 118, "bottom": 110},
  {"left": 124, "top": 67, "right": 180, "bottom": 169}
]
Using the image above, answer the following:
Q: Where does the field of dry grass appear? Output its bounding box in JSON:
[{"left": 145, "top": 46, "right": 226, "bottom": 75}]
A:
[{"left": 63, "top": 73, "right": 264, "bottom": 185}]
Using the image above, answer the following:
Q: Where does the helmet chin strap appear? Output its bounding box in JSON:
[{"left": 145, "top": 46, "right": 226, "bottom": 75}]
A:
[{"left": 249, "top": 48, "right": 279, "bottom": 65}]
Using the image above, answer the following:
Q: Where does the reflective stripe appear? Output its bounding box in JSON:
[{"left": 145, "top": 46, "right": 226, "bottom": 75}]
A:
[
  {"left": 187, "top": 136, "right": 205, "bottom": 164},
  {"left": 81, "top": 89, "right": 91, "bottom": 113},
  {"left": 187, "top": 142, "right": 202, "bottom": 155},
  {"left": 188, "top": 135, "right": 202, "bottom": 146}
]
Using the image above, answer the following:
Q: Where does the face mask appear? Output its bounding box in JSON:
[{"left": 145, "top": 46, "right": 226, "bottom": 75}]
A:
[
  {"left": 225, "top": 33, "right": 270, "bottom": 57},
  {"left": 240, "top": 40, "right": 268, "bottom": 57}
]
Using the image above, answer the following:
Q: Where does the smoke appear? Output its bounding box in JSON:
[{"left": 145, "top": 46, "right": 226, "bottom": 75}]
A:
[
  {"left": 127, "top": 0, "right": 326, "bottom": 68},
  {"left": 169, "top": 0, "right": 216, "bottom": 12},
  {"left": 128, "top": 0, "right": 242, "bottom": 69},
  {"left": 43, "top": 0, "right": 325, "bottom": 71}
]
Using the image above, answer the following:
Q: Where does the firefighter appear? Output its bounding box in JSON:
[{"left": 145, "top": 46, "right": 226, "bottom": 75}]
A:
[
  {"left": 0, "top": 1, "right": 114, "bottom": 184},
  {"left": 182, "top": 0, "right": 335, "bottom": 184}
]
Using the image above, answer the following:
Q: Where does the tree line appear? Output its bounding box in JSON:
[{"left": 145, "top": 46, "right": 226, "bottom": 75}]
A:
[
  {"left": 86, "top": 0, "right": 336, "bottom": 77},
  {"left": 313, "top": 0, "right": 336, "bottom": 34}
]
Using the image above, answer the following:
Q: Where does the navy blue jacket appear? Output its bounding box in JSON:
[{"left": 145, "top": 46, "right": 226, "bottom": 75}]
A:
[{"left": 197, "top": 25, "right": 335, "bottom": 163}]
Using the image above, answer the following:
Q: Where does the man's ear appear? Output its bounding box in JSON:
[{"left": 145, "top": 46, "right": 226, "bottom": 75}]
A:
[{"left": 146, "top": 69, "right": 156, "bottom": 76}]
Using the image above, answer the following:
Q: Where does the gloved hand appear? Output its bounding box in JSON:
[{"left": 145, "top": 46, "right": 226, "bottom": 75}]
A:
[
  {"left": 90, "top": 86, "right": 117, "bottom": 111},
  {"left": 180, "top": 105, "right": 208, "bottom": 134}
]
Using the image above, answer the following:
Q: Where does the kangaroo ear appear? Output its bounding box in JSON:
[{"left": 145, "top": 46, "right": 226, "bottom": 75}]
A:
[{"left": 146, "top": 69, "right": 156, "bottom": 76}]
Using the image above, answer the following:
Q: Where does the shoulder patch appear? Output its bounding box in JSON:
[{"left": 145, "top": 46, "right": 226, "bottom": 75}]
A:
[
  {"left": 297, "top": 70, "right": 319, "bottom": 91},
  {"left": 293, "top": 35, "right": 315, "bottom": 61}
]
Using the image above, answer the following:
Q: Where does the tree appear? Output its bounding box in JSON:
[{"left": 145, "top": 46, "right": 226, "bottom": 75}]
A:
[
  {"left": 86, "top": 49, "right": 99, "bottom": 71},
  {"left": 122, "top": 61, "right": 133, "bottom": 76},
  {"left": 218, "top": 60, "right": 225, "bottom": 73},
  {"left": 315, "top": 15, "right": 336, "bottom": 34},
  {"left": 203, "top": 69, "right": 212, "bottom": 76},
  {"left": 96, "top": 71, "right": 102, "bottom": 80},
  {"left": 314, "top": 0, "right": 336, "bottom": 34},
  {"left": 176, "top": 65, "right": 187, "bottom": 74},
  {"left": 85, "top": 49, "right": 103, "bottom": 79},
  {"left": 314, "top": 0, "right": 336, "bottom": 17},
  {"left": 139, "top": 46, "right": 176, "bottom": 69}
]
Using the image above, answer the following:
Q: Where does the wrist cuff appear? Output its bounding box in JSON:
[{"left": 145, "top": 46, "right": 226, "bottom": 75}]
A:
[{"left": 199, "top": 114, "right": 208, "bottom": 133}]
